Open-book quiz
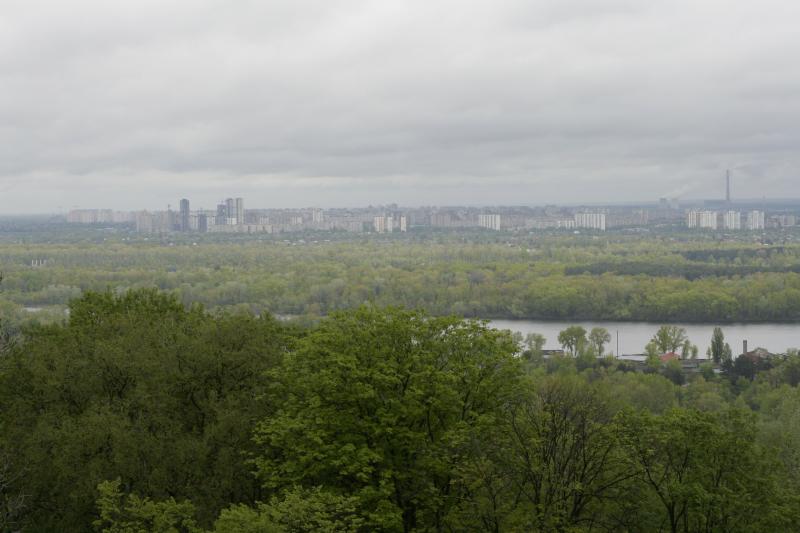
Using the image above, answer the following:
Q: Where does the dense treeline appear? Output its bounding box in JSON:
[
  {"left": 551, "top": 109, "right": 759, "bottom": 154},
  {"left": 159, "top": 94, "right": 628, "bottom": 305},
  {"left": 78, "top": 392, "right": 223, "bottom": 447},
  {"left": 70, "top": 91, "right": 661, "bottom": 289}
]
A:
[
  {"left": 2, "top": 290, "right": 800, "bottom": 532},
  {"left": 3, "top": 236, "right": 800, "bottom": 324},
  {"left": 563, "top": 260, "right": 800, "bottom": 279}
]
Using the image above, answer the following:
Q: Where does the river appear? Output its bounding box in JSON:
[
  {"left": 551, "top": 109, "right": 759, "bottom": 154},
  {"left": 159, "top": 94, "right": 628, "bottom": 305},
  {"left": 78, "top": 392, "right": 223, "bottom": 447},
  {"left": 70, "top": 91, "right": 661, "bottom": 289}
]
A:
[{"left": 489, "top": 320, "right": 800, "bottom": 356}]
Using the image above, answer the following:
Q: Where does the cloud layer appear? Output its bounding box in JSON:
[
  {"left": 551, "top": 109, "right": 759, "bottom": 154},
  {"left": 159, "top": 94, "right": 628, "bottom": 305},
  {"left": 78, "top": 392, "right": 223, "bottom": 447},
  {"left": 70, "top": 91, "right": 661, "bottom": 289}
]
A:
[{"left": 2, "top": 0, "right": 799, "bottom": 211}]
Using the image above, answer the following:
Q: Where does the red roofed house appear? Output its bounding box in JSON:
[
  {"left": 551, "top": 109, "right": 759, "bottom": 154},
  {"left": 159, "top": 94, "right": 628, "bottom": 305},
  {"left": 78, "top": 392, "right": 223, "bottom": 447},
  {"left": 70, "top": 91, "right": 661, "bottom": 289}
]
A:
[{"left": 659, "top": 352, "right": 680, "bottom": 363}]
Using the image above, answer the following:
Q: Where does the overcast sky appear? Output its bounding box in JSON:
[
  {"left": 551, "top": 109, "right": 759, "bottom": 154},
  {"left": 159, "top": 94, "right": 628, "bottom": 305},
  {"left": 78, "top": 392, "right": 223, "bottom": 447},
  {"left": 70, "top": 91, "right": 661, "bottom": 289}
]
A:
[{"left": 2, "top": 0, "right": 799, "bottom": 212}]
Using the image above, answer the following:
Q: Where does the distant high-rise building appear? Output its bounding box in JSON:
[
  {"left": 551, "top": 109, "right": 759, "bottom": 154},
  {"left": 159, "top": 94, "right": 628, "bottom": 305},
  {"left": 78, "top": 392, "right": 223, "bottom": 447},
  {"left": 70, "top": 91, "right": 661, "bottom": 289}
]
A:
[
  {"left": 235, "top": 197, "right": 245, "bottom": 225},
  {"left": 770, "top": 214, "right": 797, "bottom": 228},
  {"left": 216, "top": 203, "right": 227, "bottom": 225},
  {"left": 746, "top": 210, "right": 765, "bottom": 231},
  {"left": 373, "top": 215, "right": 388, "bottom": 233},
  {"left": 700, "top": 211, "right": 718, "bottom": 229},
  {"left": 686, "top": 210, "right": 718, "bottom": 230},
  {"left": 723, "top": 210, "right": 741, "bottom": 230},
  {"left": 67, "top": 209, "right": 132, "bottom": 224},
  {"left": 574, "top": 213, "right": 606, "bottom": 231},
  {"left": 197, "top": 214, "right": 209, "bottom": 233},
  {"left": 430, "top": 213, "right": 453, "bottom": 227},
  {"left": 478, "top": 214, "right": 502, "bottom": 231},
  {"left": 179, "top": 198, "right": 190, "bottom": 231},
  {"left": 135, "top": 210, "right": 174, "bottom": 233},
  {"left": 372, "top": 214, "right": 405, "bottom": 233},
  {"left": 225, "top": 198, "right": 236, "bottom": 223}
]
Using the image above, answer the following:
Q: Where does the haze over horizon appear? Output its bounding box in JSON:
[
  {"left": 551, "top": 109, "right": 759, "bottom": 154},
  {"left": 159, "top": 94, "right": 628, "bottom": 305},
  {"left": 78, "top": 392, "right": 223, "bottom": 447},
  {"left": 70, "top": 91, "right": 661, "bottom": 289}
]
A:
[{"left": 2, "top": 0, "right": 800, "bottom": 213}]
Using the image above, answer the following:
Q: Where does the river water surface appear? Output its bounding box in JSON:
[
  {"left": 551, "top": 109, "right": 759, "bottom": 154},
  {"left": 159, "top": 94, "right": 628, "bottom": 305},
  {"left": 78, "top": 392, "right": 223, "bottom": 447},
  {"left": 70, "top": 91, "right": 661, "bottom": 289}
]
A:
[{"left": 489, "top": 320, "right": 800, "bottom": 356}]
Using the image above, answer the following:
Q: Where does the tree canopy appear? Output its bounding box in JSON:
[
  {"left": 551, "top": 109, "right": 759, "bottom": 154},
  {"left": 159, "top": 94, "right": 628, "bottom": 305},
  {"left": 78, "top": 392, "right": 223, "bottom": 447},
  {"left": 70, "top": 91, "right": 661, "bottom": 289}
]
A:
[{"left": 1, "top": 289, "right": 799, "bottom": 532}]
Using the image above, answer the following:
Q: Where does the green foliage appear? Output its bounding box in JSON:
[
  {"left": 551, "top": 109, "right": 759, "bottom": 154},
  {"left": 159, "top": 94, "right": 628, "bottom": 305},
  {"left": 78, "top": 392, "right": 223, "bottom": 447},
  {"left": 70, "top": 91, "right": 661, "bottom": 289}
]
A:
[
  {"left": 778, "top": 350, "right": 800, "bottom": 386},
  {"left": 588, "top": 327, "right": 611, "bottom": 356},
  {"left": 263, "top": 487, "right": 365, "bottom": 533},
  {"left": 650, "top": 325, "right": 688, "bottom": 354},
  {"left": 5, "top": 235, "right": 800, "bottom": 325},
  {"left": 94, "top": 479, "right": 201, "bottom": 533},
  {"left": 711, "top": 326, "right": 726, "bottom": 363},
  {"left": 662, "top": 359, "right": 685, "bottom": 385},
  {"left": 252, "top": 307, "right": 522, "bottom": 531},
  {"left": 0, "top": 450, "right": 25, "bottom": 532},
  {"left": 522, "top": 332, "right": 546, "bottom": 359},
  {"left": 0, "top": 289, "right": 290, "bottom": 530},
  {"left": 457, "top": 375, "right": 630, "bottom": 531},
  {"left": 557, "top": 325, "right": 587, "bottom": 357},
  {"left": 2, "top": 287, "right": 800, "bottom": 531},
  {"left": 618, "top": 408, "right": 796, "bottom": 532},
  {"left": 211, "top": 487, "right": 364, "bottom": 533},
  {"left": 700, "top": 362, "right": 716, "bottom": 381},
  {"left": 210, "top": 505, "right": 280, "bottom": 533}
]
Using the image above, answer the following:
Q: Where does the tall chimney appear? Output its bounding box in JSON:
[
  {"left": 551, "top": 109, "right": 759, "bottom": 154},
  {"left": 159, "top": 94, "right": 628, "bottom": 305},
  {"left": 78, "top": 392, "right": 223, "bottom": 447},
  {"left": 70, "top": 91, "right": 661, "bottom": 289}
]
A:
[
  {"left": 743, "top": 339, "right": 748, "bottom": 355},
  {"left": 726, "top": 170, "right": 731, "bottom": 203}
]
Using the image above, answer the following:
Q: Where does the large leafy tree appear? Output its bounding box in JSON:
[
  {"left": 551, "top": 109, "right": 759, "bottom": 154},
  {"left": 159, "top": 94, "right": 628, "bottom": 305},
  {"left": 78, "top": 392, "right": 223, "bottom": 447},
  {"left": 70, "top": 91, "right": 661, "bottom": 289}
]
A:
[
  {"left": 618, "top": 408, "right": 794, "bottom": 532},
  {"left": 455, "top": 374, "right": 634, "bottom": 531},
  {"left": 588, "top": 327, "right": 612, "bottom": 356},
  {"left": 650, "top": 325, "right": 688, "bottom": 354},
  {"left": 252, "top": 307, "right": 522, "bottom": 532},
  {"left": 557, "top": 326, "right": 587, "bottom": 357},
  {"left": 0, "top": 289, "right": 289, "bottom": 531},
  {"left": 523, "top": 333, "right": 546, "bottom": 359},
  {"left": 710, "top": 326, "right": 726, "bottom": 363}
]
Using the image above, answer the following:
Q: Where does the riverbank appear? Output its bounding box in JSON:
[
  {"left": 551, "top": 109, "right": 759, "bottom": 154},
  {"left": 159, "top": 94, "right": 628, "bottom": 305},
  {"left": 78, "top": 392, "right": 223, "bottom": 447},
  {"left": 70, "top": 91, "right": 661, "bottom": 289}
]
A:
[{"left": 489, "top": 319, "right": 800, "bottom": 356}]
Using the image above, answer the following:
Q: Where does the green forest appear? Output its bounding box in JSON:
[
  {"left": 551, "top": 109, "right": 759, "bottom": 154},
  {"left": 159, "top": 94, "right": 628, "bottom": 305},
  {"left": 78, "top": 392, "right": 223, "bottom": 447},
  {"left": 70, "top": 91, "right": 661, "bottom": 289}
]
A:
[
  {"left": 2, "top": 289, "right": 800, "bottom": 532},
  {"left": 3, "top": 229, "right": 800, "bottom": 327}
]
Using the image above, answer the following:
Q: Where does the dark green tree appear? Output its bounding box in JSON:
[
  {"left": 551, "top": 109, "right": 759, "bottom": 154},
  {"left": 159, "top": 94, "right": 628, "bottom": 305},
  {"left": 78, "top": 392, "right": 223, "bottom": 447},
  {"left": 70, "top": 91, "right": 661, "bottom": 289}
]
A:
[
  {"left": 523, "top": 332, "right": 546, "bottom": 360},
  {"left": 710, "top": 326, "right": 726, "bottom": 363},
  {"left": 0, "top": 289, "right": 289, "bottom": 531},
  {"left": 252, "top": 307, "right": 523, "bottom": 532},
  {"left": 589, "top": 327, "right": 611, "bottom": 356},
  {"left": 618, "top": 408, "right": 791, "bottom": 532},
  {"left": 459, "top": 375, "right": 634, "bottom": 531},
  {"left": 650, "top": 325, "right": 688, "bottom": 354},
  {"left": 558, "top": 325, "right": 587, "bottom": 357}
]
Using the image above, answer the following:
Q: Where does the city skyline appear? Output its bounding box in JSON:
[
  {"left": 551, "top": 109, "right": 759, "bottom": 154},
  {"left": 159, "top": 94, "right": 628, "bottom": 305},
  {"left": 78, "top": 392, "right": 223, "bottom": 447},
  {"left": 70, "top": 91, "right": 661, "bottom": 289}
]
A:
[
  {"left": 3, "top": 1, "right": 800, "bottom": 212},
  {"left": 66, "top": 195, "right": 790, "bottom": 235},
  {"left": 2, "top": 170, "right": 798, "bottom": 215},
  {"left": 8, "top": 168, "right": 800, "bottom": 216}
]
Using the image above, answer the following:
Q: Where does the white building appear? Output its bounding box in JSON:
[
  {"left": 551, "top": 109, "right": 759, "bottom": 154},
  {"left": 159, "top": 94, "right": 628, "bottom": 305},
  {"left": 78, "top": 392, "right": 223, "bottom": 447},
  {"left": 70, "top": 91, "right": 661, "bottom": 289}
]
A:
[
  {"left": 478, "top": 214, "right": 502, "bottom": 231},
  {"left": 208, "top": 223, "right": 272, "bottom": 234},
  {"left": 373, "top": 215, "right": 392, "bottom": 233},
  {"left": 699, "top": 211, "right": 718, "bottom": 230},
  {"left": 67, "top": 209, "right": 133, "bottom": 224},
  {"left": 770, "top": 214, "right": 796, "bottom": 228},
  {"left": 722, "top": 211, "right": 741, "bottom": 230},
  {"left": 235, "top": 198, "right": 245, "bottom": 225},
  {"left": 686, "top": 210, "right": 718, "bottom": 230},
  {"left": 574, "top": 213, "right": 606, "bottom": 231},
  {"left": 134, "top": 211, "right": 175, "bottom": 233},
  {"left": 746, "top": 210, "right": 765, "bottom": 230}
]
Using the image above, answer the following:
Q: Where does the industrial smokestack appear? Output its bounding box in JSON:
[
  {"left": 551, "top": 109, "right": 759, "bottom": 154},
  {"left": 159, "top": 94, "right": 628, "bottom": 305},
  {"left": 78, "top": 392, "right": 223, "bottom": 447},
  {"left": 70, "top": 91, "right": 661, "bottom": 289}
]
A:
[
  {"left": 726, "top": 170, "right": 731, "bottom": 203},
  {"left": 743, "top": 339, "right": 748, "bottom": 355}
]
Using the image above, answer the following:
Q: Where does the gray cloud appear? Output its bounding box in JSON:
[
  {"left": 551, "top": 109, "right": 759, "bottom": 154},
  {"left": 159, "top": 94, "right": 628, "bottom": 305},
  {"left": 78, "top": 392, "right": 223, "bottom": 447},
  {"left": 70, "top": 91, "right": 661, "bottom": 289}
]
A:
[{"left": 1, "top": 0, "right": 799, "bottom": 211}]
